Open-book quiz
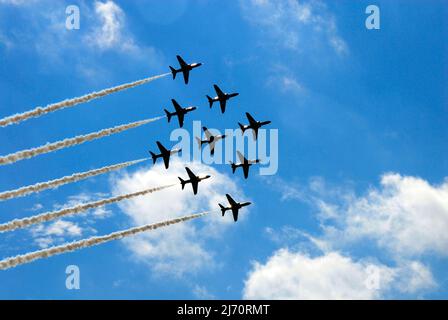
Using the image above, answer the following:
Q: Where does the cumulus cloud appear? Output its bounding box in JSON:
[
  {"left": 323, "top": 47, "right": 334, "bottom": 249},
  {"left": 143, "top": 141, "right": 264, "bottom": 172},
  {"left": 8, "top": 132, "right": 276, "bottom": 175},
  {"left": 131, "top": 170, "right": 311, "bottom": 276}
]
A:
[
  {"left": 255, "top": 173, "right": 445, "bottom": 299},
  {"left": 240, "top": 0, "right": 348, "bottom": 55},
  {"left": 111, "top": 159, "right": 246, "bottom": 277},
  {"left": 244, "top": 250, "right": 395, "bottom": 299},
  {"left": 320, "top": 174, "right": 448, "bottom": 258},
  {"left": 243, "top": 249, "right": 435, "bottom": 299}
]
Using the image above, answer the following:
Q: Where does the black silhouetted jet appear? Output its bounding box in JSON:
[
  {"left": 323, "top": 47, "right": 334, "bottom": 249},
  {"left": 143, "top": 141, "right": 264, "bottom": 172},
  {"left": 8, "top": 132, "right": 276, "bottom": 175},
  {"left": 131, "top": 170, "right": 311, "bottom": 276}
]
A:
[
  {"left": 206, "top": 84, "right": 239, "bottom": 113},
  {"left": 149, "top": 141, "right": 181, "bottom": 169},
  {"left": 196, "top": 127, "right": 226, "bottom": 156},
  {"left": 178, "top": 167, "right": 211, "bottom": 195},
  {"left": 169, "top": 55, "right": 202, "bottom": 84},
  {"left": 164, "top": 99, "right": 197, "bottom": 128},
  {"left": 238, "top": 112, "right": 272, "bottom": 140},
  {"left": 219, "top": 194, "right": 251, "bottom": 222},
  {"left": 230, "top": 151, "right": 260, "bottom": 179}
]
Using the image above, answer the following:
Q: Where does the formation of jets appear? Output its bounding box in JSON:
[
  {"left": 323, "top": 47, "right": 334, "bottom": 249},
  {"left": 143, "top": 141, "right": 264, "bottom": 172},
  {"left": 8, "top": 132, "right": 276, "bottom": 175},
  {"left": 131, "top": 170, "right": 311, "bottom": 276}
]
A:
[{"left": 149, "top": 55, "right": 273, "bottom": 222}]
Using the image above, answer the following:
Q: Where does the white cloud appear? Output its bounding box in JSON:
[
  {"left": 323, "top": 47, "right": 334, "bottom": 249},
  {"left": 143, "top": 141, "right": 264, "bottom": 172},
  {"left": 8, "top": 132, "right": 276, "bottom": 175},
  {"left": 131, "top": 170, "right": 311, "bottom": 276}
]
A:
[
  {"left": 256, "top": 173, "right": 445, "bottom": 298},
  {"left": 86, "top": 1, "right": 140, "bottom": 53},
  {"left": 243, "top": 250, "right": 395, "bottom": 299},
  {"left": 1, "top": 0, "right": 162, "bottom": 78},
  {"left": 31, "top": 219, "right": 84, "bottom": 248},
  {"left": 27, "top": 192, "right": 109, "bottom": 248},
  {"left": 111, "top": 159, "right": 246, "bottom": 277},
  {"left": 240, "top": 0, "right": 348, "bottom": 55},
  {"left": 321, "top": 174, "right": 448, "bottom": 258},
  {"left": 243, "top": 249, "right": 436, "bottom": 299}
]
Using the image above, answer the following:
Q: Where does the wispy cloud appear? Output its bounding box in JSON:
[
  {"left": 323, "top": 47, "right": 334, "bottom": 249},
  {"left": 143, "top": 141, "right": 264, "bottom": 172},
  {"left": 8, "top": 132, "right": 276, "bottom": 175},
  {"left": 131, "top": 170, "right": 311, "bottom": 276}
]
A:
[
  {"left": 85, "top": 1, "right": 142, "bottom": 54},
  {"left": 31, "top": 220, "right": 84, "bottom": 248},
  {"left": 240, "top": 0, "right": 348, "bottom": 56},
  {"left": 1, "top": 0, "right": 163, "bottom": 78}
]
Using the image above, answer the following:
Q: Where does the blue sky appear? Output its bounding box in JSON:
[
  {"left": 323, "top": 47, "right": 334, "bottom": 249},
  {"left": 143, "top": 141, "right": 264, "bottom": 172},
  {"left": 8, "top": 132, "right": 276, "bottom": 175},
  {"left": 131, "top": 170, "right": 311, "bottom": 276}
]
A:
[{"left": 0, "top": 0, "right": 447, "bottom": 299}]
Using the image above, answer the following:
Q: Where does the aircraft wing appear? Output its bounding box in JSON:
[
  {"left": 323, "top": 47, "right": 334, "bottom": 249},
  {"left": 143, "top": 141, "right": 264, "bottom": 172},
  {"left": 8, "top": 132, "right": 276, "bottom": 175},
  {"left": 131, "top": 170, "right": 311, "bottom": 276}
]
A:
[
  {"left": 242, "top": 164, "right": 250, "bottom": 179},
  {"left": 177, "top": 112, "right": 185, "bottom": 127},
  {"left": 226, "top": 194, "right": 237, "bottom": 206},
  {"left": 214, "top": 85, "right": 225, "bottom": 99},
  {"left": 156, "top": 141, "right": 168, "bottom": 154},
  {"left": 185, "top": 167, "right": 196, "bottom": 180},
  {"left": 231, "top": 208, "right": 239, "bottom": 222},
  {"left": 237, "top": 151, "right": 246, "bottom": 164},
  {"left": 171, "top": 99, "right": 183, "bottom": 113},
  {"left": 203, "top": 127, "right": 212, "bottom": 140},
  {"left": 176, "top": 55, "right": 188, "bottom": 68},
  {"left": 162, "top": 154, "right": 170, "bottom": 169},
  {"left": 191, "top": 180, "right": 199, "bottom": 195},
  {"left": 246, "top": 112, "right": 257, "bottom": 126},
  {"left": 182, "top": 70, "right": 190, "bottom": 84},
  {"left": 219, "top": 99, "right": 227, "bottom": 114}
]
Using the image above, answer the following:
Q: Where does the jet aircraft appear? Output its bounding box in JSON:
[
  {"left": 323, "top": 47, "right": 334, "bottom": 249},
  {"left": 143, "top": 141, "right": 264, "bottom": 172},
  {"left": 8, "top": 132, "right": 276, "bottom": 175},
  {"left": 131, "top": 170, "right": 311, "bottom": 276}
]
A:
[
  {"left": 238, "top": 112, "right": 271, "bottom": 140},
  {"left": 219, "top": 194, "right": 251, "bottom": 222},
  {"left": 196, "top": 126, "right": 226, "bottom": 155},
  {"left": 164, "top": 99, "right": 197, "bottom": 128},
  {"left": 149, "top": 141, "right": 181, "bottom": 169},
  {"left": 178, "top": 167, "right": 211, "bottom": 195},
  {"left": 169, "top": 55, "right": 202, "bottom": 84},
  {"left": 206, "top": 84, "right": 239, "bottom": 113}
]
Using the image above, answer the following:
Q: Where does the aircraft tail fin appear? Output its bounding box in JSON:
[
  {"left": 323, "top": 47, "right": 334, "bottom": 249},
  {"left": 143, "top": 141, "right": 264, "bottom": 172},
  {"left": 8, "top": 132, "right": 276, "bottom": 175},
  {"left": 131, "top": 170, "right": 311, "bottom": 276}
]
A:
[
  {"left": 195, "top": 137, "right": 203, "bottom": 148},
  {"left": 169, "top": 66, "right": 177, "bottom": 79},
  {"left": 178, "top": 177, "right": 186, "bottom": 190},
  {"left": 219, "top": 204, "right": 226, "bottom": 216},
  {"left": 206, "top": 95, "right": 214, "bottom": 108},
  {"left": 238, "top": 122, "right": 245, "bottom": 133},
  {"left": 230, "top": 162, "right": 237, "bottom": 174},
  {"left": 164, "top": 109, "right": 172, "bottom": 122},
  {"left": 149, "top": 151, "right": 157, "bottom": 164}
]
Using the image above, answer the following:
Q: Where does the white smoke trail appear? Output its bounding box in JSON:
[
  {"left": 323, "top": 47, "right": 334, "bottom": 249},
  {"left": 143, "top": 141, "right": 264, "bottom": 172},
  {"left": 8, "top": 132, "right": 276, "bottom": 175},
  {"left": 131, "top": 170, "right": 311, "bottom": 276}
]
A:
[
  {"left": 0, "top": 211, "right": 212, "bottom": 270},
  {"left": 0, "top": 184, "right": 176, "bottom": 233},
  {"left": 0, "top": 158, "right": 148, "bottom": 201},
  {"left": 0, "top": 73, "right": 170, "bottom": 127},
  {"left": 0, "top": 116, "right": 163, "bottom": 166}
]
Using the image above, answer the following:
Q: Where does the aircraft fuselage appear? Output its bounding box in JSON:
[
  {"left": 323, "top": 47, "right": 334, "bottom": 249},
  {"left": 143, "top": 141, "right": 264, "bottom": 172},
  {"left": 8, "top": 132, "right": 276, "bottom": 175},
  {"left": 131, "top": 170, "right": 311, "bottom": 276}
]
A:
[{"left": 175, "top": 62, "right": 202, "bottom": 73}]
